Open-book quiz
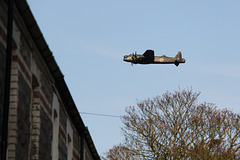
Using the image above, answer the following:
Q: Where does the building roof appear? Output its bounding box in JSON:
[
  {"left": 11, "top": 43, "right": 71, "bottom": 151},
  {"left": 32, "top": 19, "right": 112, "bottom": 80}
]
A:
[{"left": 14, "top": 1, "right": 100, "bottom": 159}]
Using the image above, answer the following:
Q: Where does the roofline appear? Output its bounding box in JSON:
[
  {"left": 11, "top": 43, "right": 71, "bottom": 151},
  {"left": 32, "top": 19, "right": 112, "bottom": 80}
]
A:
[{"left": 14, "top": 1, "right": 100, "bottom": 159}]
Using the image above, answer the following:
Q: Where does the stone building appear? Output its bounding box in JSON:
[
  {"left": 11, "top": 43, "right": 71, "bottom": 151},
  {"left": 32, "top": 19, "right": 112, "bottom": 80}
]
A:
[{"left": 0, "top": 0, "right": 100, "bottom": 159}]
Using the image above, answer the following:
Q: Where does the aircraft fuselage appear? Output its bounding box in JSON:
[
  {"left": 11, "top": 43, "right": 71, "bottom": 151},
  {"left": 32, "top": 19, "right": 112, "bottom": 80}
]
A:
[{"left": 123, "top": 50, "right": 186, "bottom": 66}]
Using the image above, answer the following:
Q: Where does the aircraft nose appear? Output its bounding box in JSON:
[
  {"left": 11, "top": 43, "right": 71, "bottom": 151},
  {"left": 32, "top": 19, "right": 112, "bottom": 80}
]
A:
[
  {"left": 123, "top": 55, "right": 132, "bottom": 62},
  {"left": 123, "top": 55, "right": 128, "bottom": 61}
]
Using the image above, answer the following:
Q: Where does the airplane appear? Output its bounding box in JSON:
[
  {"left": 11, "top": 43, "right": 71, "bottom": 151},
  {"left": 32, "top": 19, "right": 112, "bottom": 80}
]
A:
[{"left": 123, "top": 50, "right": 186, "bottom": 66}]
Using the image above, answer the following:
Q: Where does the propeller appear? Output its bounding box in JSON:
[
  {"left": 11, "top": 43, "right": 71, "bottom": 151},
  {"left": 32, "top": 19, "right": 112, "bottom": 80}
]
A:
[
  {"left": 131, "top": 51, "right": 137, "bottom": 66},
  {"left": 132, "top": 51, "right": 137, "bottom": 60},
  {"left": 132, "top": 51, "right": 137, "bottom": 66}
]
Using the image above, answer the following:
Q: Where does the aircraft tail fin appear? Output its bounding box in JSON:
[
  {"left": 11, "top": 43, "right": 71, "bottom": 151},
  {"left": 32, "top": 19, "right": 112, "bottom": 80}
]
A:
[
  {"left": 174, "top": 51, "right": 182, "bottom": 66},
  {"left": 175, "top": 51, "right": 182, "bottom": 61}
]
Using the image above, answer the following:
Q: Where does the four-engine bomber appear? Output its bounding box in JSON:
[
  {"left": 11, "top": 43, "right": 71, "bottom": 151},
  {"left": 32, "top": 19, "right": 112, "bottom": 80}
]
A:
[{"left": 123, "top": 50, "right": 186, "bottom": 66}]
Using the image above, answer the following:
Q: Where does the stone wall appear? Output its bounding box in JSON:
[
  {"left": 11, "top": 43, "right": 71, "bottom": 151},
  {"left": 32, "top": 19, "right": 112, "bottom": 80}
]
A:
[
  {"left": 73, "top": 129, "right": 80, "bottom": 160},
  {"left": 59, "top": 135, "right": 67, "bottom": 160},
  {"left": 0, "top": 0, "right": 99, "bottom": 159},
  {"left": 39, "top": 107, "right": 52, "bottom": 160},
  {"left": 15, "top": 71, "right": 31, "bottom": 159}
]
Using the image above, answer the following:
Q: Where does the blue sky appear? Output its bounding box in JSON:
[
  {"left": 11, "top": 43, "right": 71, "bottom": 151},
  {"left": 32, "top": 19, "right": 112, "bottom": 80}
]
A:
[{"left": 27, "top": 0, "right": 240, "bottom": 155}]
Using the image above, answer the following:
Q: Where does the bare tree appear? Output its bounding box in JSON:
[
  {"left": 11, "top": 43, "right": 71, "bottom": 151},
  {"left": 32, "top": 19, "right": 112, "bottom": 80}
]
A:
[
  {"left": 101, "top": 143, "right": 136, "bottom": 160},
  {"left": 104, "top": 89, "right": 240, "bottom": 160}
]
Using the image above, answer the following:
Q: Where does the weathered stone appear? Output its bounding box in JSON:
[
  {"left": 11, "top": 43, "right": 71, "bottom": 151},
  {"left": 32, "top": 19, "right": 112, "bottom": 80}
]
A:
[
  {"left": 16, "top": 72, "right": 31, "bottom": 160},
  {"left": 40, "top": 73, "right": 53, "bottom": 104},
  {"left": 8, "top": 122, "right": 17, "bottom": 130},
  {"left": 39, "top": 107, "right": 52, "bottom": 160},
  {"left": 59, "top": 135, "right": 67, "bottom": 160},
  {"left": 60, "top": 105, "right": 67, "bottom": 131},
  {"left": 73, "top": 129, "right": 80, "bottom": 151},
  {"left": 32, "top": 116, "right": 40, "bottom": 123},
  {"left": 32, "top": 104, "right": 40, "bottom": 111},
  {"left": 19, "top": 33, "right": 31, "bottom": 68},
  {"left": 32, "top": 110, "right": 40, "bottom": 117},
  {"left": 32, "top": 123, "right": 40, "bottom": 130},
  {"left": 8, "top": 115, "right": 17, "bottom": 122}
]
